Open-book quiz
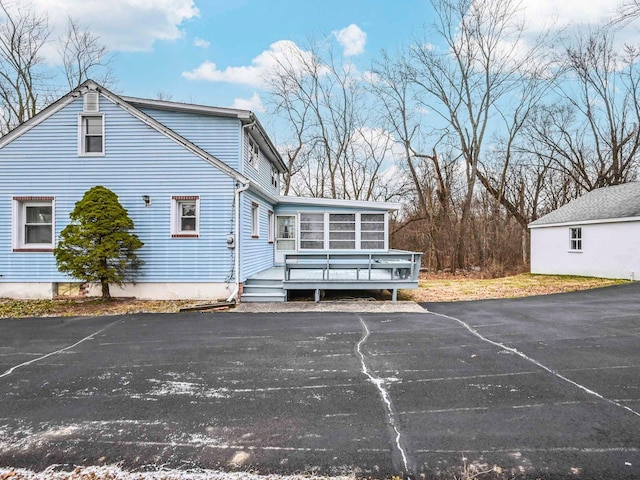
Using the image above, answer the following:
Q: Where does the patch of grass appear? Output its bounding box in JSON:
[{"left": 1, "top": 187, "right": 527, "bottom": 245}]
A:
[
  {"left": 0, "top": 298, "right": 204, "bottom": 319},
  {"left": 401, "top": 273, "right": 630, "bottom": 303}
]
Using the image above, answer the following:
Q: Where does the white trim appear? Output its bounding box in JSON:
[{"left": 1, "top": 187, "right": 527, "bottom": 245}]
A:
[
  {"left": 298, "top": 211, "right": 388, "bottom": 252},
  {"left": 12, "top": 197, "right": 55, "bottom": 250},
  {"left": 170, "top": 196, "right": 200, "bottom": 237},
  {"left": 276, "top": 195, "right": 400, "bottom": 211},
  {"left": 251, "top": 202, "right": 259, "bottom": 238},
  {"left": 78, "top": 112, "right": 105, "bottom": 156},
  {"left": 268, "top": 210, "right": 275, "bottom": 243},
  {"left": 529, "top": 215, "right": 640, "bottom": 229}
]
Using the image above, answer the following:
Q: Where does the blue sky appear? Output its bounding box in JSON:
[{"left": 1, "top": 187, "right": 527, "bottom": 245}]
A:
[{"left": 23, "top": 0, "right": 635, "bottom": 120}]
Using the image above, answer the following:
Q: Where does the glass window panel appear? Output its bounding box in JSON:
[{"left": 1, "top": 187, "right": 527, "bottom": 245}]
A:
[
  {"left": 330, "top": 231, "right": 355, "bottom": 240},
  {"left": 181, "top": 203, "right": 196, "bottom": 217},
  {"left": 330, "top": 222, "right": 355, "bottom": 231},
  {"left": 300, "top": 222, "right": 324, "bottom": 231},
  {"left": 85, "top": 136, "right": 102, "bottom": 152},
  {"left": 26, "top": 206, "right": 52, "bottom": 224},
  {"left": 330, "top": 240, "right": 355, "bottom": 249},
  {"left": 85, "top": 117, "right": 102, "bottom": 134},
  {"left": 300, "top": 213, "right": 323, "bottom": 222},
  {"left": 277, "top": 216, "right": 295, "bottom": 238},
  {"left": 329, "top": 213, "right": 355, "bottom": 222},
  {"left": 181, "top": 218, "right": 196, "bottom": 231},
  {"left": 276, "top": 239, "right": 295, "bottom": 251},
  {"left": 361, "top": 240, "right": 384, "bottom": 249},
  {"left": 300, "top": 240, "right": 323, "bottom": 249},
  {"left": 361, "top": 231, "right": 384, "bottom": 241},
  {"left": 362, "top": 214, "right": 384, "bottom": 222},
  {"left": 301, "top": 231, "right": 324, "bottom": 240},
  {"left": 25, "top": 225, "right": 52, "bottom": 244},
  {"left": 361, "top": 221, "right": 384, "bottom": 231}
]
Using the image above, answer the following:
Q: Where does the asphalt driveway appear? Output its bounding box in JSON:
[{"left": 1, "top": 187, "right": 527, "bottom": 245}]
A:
[{"left": 1, "top": 283, "right": 639, "bottom": 479}]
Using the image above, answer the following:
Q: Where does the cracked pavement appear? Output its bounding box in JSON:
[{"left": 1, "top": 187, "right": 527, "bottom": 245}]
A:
[{"left": 1, "top": 283, "right": 640, "bottom": 479}]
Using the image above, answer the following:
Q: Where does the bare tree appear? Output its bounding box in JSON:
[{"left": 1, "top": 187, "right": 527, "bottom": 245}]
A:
[
  {"left": 612, "top": 0, "right": 640, "bottom": 26},
  {"left": 59, "top": 16, "right": 112, "bottom": 89},
  {"left": 0, "top": 0, "right": 49, "bottom": 134},
  {"left": 408, "top": 0, "right": 536, "bottom": 271},
  {"left": 263, "top": 39, "right": 404, "bottom": 201}
]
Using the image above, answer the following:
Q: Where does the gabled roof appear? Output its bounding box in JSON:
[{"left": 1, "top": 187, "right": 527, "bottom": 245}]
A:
[
  {"left": 0, "top": 79, "right": 251, "bottom": 184},
  {"left": 530, "top": 182, "right": 640, "bottom": 227}
]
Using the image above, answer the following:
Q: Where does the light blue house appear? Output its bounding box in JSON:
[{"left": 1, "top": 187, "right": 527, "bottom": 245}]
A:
[{"left": 0, "top": 80, "right": 420, "bottom": 302}]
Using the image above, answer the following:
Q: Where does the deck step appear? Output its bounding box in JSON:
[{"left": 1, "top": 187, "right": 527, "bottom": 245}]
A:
[
  {"left": 242, "top": 284, "right": 287, "bottom": 295},
  {"left": 241, "top": 292, "right": 287, "bottom": 303}
]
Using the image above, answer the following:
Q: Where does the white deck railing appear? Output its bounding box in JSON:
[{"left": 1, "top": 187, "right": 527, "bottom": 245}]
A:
[{"left": 283, "top": 250, "right": 422, "bottom": 283}]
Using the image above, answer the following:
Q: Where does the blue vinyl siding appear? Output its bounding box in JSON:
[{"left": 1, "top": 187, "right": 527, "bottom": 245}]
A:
[
  {"left": 139, "top": 108, "right": 242, "bottom": 170},
  {"left": 242, "top": 132, "right": 279, "bottom": 195},
  {"left": 0, "top": 95, "right": 236, "bottom": 283},
  {"left": 239, "top": 191, "right": 274, "bottom": 280}
]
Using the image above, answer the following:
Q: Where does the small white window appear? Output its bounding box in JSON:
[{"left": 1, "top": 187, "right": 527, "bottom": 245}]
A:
[
  {"left": 271, "top": 165, "right": 279, "bottom": 189},
  {"left": 268, "top": 210, "right": 274, "bottom": 243},
  {"left": 79, "top": 114, "right": 104, "bottom": 155},
  {"left": 248, "top": 138, "right": 259, "bottom": 170},
  {"left": 171, "top": 196, "right": 200, "bottom": 237},
  {"left": 13, "top": 197, "right": 54, "bottom": 251},
  {"left": 570, "top": 227, "right": 582, "bottom": 251},
  {"left": 251, "top": 202, "right": 259, "bottom": 238}
]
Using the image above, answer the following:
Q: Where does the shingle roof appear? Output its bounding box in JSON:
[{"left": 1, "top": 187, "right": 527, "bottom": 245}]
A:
[{"left": 530, "top": 182, "right": 640, "bottom": 227}]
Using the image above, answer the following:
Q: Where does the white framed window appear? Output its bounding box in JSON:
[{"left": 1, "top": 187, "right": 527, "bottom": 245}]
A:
[
  {"left": 569, "top": 227, "right": 582, "bottom": 251},
  {"left": 361, "top": 213, "right": 385, "bottom": 249},
  {"left": 300, "top": 213, "right": 325, "bottom": 250},
  {"left": 276, "top": 215, "right": 296, "bottom": 251},
  {"left": 248, "top": 138, "right": 259, "bottom": 170},
  {"left": 329, "top": 213, "right": 356, "bottom": 250},
  {"left": 171, "top": 196, "right": 200, "bottom": 237},
  {"left": 268, "top": 210, "right": 275, "bottom": 243},
  {"left": 13, "top": 196, "right": 55, "bottom": 251},
  {"left": 299, "top": 212, "right": 387, "bottom": 251},
  {"left": 251, "top": 202, "right": 259, "bottom": 238},
  {"left": 271, "top": 165, "right": 279, "bottom": 189},
  {"left": 79, "top": 113, "right": 104, "bottom": 155}
]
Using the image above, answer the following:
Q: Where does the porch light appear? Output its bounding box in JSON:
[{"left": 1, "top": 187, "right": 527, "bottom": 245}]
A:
[{"left": 142, "top": 195, "right": 151, "bottom": 207}]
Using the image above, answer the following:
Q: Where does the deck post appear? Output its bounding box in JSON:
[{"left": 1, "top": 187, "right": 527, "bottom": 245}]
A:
[
  {"left": 314, "top": 288, "right": 320, "bottom": 302},
  {"left": 392, "top": 288, "right": 397, "bottom": 302}
]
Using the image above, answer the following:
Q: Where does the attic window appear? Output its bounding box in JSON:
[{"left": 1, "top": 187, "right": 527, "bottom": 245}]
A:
[
  {"left": 248, "top": 138, "right": 259, "bottom": 170},
  {"left": 569, "top": 227, "right": 582, "bottom": 251}
]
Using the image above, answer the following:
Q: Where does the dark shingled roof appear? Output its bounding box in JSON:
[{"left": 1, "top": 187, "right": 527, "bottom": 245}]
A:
[{"left": 530, "top": 182, "right": 640, "bottom": 227}]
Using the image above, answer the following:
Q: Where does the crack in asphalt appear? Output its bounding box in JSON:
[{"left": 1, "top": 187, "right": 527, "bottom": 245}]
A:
[
  {"left": 355, "top": 316, "right": 412, "bottom": 476},
  {"left": 0, "top": 317, "right": 123, "bottom": 379},
  {"left": 427, "top": 310, "right": 640, "bottom": 418}
]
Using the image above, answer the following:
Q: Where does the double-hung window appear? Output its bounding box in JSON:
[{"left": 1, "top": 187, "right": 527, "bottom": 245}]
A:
[
  {"left": 13, "top": 196, "right": 54, "bottom": 251},
  {"left": 251, "top": 202, "right": 260, "bottom": 238},
  {"left": 171, "top": 196, "right": 199, "bottom": 237},
  {"left": 570, "top": 227, "right": 582, "bottom": 251},
  {"left": 248, "top": 138, "right": 259, "bottom": 170},
  {"left": 79, "top": 114, "right": 104, "bottom": 155}
]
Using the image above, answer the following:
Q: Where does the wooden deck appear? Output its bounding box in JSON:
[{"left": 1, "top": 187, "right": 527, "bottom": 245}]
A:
[{"left": 243, "top": 250, "right": 422, "bottom": 302}]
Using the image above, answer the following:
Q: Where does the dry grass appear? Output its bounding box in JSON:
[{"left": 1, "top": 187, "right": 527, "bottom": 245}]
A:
[{"left": 401, "top": 272, "right": 629, "bottom": 303}]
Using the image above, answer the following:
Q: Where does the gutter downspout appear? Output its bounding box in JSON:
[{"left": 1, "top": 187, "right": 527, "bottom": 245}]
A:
[{"left": 227, "top": 120, "right": 256, "bottom": 303}]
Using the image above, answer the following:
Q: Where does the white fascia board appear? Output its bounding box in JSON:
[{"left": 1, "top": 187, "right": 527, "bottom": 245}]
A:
[
  {"left": 248, "top": 183, "right": 279, "bottom": 205},
  {"left": 529, "top": 216, "right": 640, "bottom": 229},
  {"left": 276, "top": 195, "right": 401, "bottom": 211}
]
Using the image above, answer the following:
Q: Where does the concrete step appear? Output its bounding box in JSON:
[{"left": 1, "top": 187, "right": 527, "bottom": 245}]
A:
[{"left": 241, "top": 292, "right": 287, "bottom": 303}]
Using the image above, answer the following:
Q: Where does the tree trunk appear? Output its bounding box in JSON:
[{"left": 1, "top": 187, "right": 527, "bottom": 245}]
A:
[{"left": 101, "top": 279, "right": 111, "bottom": 301}]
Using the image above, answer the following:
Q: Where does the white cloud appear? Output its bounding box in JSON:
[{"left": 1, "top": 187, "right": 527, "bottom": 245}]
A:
[
  {"left": 193, "top": 37, "right": 210, "bottom": 48},
  {"left": 232, "top": 92, "right": 265, "bottom": 112},
  {"left": 518, "top": 0, "right": 619, "bottom": 31},
  {"left": 30, "top": 0, "right": 199, "bottom": 52},
  {"left": 182, "top": 40, "right": 316, "bottom": 86},
  {"left": 332, "top": 24, "right": 367, "bottom": 57}
]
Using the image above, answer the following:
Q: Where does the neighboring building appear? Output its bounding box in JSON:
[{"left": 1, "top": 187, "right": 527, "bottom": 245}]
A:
[
  {"left": 529, "top": 183, "right": 640, "bottom": 280},
  {"left": 0, "top": 80, "right": 420, "bottom": 301}
]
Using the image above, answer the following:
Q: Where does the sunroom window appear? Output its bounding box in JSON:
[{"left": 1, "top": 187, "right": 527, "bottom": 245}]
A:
[
  {"left": 300, "top": 213, "right": 324, "bottom": 250},
  {"left": 329, "top": 213, "right": 355, "bottom": 249},
  {"left": 361, "top": 213, "right": 385, "bottom": 249}
]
